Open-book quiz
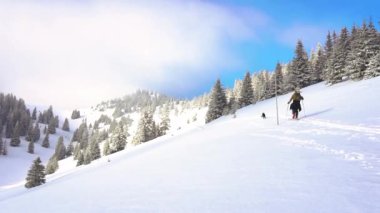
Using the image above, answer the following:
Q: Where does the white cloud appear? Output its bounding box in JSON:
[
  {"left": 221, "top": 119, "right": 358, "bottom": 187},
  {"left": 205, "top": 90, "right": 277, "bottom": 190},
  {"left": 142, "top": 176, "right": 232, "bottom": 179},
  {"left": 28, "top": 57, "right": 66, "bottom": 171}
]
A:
[{"left": 0, "top": 0, "right": 268, "bottom": 109}]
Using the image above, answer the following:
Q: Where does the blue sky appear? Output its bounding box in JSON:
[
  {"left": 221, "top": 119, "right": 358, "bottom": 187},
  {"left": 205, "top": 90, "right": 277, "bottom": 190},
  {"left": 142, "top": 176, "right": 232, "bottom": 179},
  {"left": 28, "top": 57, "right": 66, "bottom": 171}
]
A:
[
  {"left": 0, "top": 0, "right": 379, "bottom": 108},
  {"left": 212, "top": 0, "right": 380, "bottom": 88}
]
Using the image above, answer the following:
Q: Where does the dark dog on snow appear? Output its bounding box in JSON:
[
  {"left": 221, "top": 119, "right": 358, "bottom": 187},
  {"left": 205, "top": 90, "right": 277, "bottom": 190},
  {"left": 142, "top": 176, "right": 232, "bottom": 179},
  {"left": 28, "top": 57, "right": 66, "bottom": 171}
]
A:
[{"left": 261, "top": 112, "right": 266, "bottom": 119}]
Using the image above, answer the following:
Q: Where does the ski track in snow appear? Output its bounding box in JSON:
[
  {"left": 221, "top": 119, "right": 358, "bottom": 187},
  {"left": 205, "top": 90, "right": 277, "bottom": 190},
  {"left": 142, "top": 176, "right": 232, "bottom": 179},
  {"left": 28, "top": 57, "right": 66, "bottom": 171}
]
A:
[{"left": 244, "top": 115, "right": 380, "bottom": 174}]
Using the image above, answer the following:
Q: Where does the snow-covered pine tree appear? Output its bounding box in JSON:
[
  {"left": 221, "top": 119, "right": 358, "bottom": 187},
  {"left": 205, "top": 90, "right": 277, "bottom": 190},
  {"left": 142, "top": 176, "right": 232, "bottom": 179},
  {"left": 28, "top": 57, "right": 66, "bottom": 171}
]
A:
[
  {"left": 42, "top": 132, "right": 50, "bottom": 148},
  {"left": 32, "top": 107, "right": 37, "bottom": 120},
  {"left": 45, "top": 155, "right": 59, "bottom": 175},
  {"left": 287, "top": 40, "right": 311, "bottom": 88},
  {"left": 103, "top": 140, "right": 111, "bottom": 156},
  {"left": 323, "top": 32, "right": 334, "bottom": 81},
  {"left": 71, "top": 110, "right": 81, "bottom": 119},
  {"left": 109, "top": 119, "right": 118, "bottom": 133},
  {"left": 33, "top": 122, "right": 40, "bottom": 142},
  {"left": 62, "top": 118, "right": 70, "bottom": 131},
  {"left": 76, "top": 151, "right": 84, "bottom": 166},
  {"left": 10, "top": 121, "right": 21, "bottom": 147},
  {"left": 109, "top": 123, "right": 127, "bottom": 153},
  {"left": 83, "top": 149, "right": 92, "bottom": 165},
  {"left": 227, "top": 93, "right": 239, "bottom": 114},
  {"left": 0, "top": 134, "right": 4, "bottom": 155},
  {"left": 364, "top": 20, "right": 380, "bottom": 66},
  {"left": 273, "top": 62, "right": 284, "bottom": 95},
  {"left": 346, "top": 24, "right": 367, "bottom": 80},
  {"left": 55, "top": 136, "right": 66, "bottom": 160},
  {"left": 328, "top": 27, "right": 350, "bottom": 84},
  {"left": 48, "top": 117, "right": 56, "bottom": 134},
  {"left": 262, "top": 71, "right": 272, "bottom": 99},
  {"left": 310, "top": 44, "right": 325, "bottom": 84},
  {"left": 73, "top": 144, "right": 81, "bottom": 160},
  {"left": 54, "top": 116, "right": 59, "bottom": 128},
  {"left": 26, "top": 122, "right": 34, "bottom": 142},
  {"left": 238, "top": 72, "right": 254, "bottom": 108},
  {"left": 19, "top": 111, "right": 30, "bottom": 137},
  {"left": 205, "top": 79, "right": 227, "bottom": 123},
  {"left": 25, "top": 157, "right": 46, "bottom": 188},
  {"left": 159, "top": 104, "right": 170, "bottom": 135},
  {"left": 252, "top": 72, "right": 268, "bottom": 101},
  {"left": 66, "top": 142, "right": 74, "bottom": 157},
  {"left": 80, "top": 128, "right": 89, "bottom": 149},
  {"left": 5, "top": 114, "right": 13, "bottom": 138},
  {"left": 365, "top": 52, "right": 380, "bottom": 78},
  {"left": 27, "top": 140, "right": 34, "bottom": 154},
  {"left": 132, "top": 110, "right": 157, "bottom": 145},
  {"left": 88, "top": 135, "right": 101, "bottom": 161}
]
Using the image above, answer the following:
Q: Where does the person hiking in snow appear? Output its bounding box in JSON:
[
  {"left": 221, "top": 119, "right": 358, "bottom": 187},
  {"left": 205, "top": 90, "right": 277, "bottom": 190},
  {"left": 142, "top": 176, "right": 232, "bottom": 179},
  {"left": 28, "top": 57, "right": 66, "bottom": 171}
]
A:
[{"left": 288, "top": 87, "right": 304, "bottom": 119}]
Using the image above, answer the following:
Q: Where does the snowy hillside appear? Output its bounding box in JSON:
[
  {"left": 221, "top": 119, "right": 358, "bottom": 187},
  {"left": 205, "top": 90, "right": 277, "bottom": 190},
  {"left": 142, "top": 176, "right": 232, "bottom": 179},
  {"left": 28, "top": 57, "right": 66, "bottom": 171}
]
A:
[
  {"left": 0, "top": 93, "right": 207, "bottom": 187},
  {"left": 1, "top": 77, "right": 380, "bottom": 212}
]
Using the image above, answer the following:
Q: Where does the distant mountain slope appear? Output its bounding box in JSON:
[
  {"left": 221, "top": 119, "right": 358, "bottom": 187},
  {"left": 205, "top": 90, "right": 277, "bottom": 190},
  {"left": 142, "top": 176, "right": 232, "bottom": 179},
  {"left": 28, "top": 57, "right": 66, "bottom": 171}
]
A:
[{"left": 1, "top": 77, "right": 379, "bottom": 212}]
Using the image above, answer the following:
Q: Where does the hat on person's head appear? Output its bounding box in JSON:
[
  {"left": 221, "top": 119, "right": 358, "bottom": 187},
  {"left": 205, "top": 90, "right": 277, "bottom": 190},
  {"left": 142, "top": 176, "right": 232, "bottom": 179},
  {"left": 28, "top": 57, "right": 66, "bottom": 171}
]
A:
[{"left": 295, "top": 87, "right": 301, "bottom": 92}]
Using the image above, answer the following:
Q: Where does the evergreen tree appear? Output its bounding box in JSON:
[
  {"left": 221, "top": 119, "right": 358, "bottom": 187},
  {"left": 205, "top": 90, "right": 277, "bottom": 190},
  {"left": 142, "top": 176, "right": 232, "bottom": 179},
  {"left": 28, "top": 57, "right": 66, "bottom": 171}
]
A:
[
  {"left": 288, "top": 40, "right": 311, "bottom": 88},
  {"left": 363, "top": 20, "right": 380, "bottom": 71},
  {"left": 5, "top": 117, "right": 13, "bottom": 138},
  {"left": 66, "top": 142, "right": 74, "bottom": 157},
  {"left": 71, "top": 110, "right": 81, "bottom": 119},
  {"left": 238, "top": 72, "right": 254, "bottom": 108},
  {"left": 76, "top": 151, "right": 84, "bottom": 166},
  {"left": 159, "top": 105, "right": 170, "bottom": 135},
  {"left": 80, "top": 128, "right": 89, "bottom": 149},
  {"left": 0, "top": 134, "right": 4, "bottom": 155},
  {"left": 132, "top": 111, "right": 156, "bottom": 145},
  {"left": 103, "top": 140, "right": 111, "bottom": 156},
  {"left": 365, "top": 52, "right": 380, "bottom": 78},
  {"left": 26, "top": 122, "right": 34, "bottom": 142},
  {"left": 32, "top": 107, "right": 37, "bottom": 120},
  {"left": 323, "top": 31, "right": 334, "bottom": 80},
  {"left": 25, "top": 157, "right": 46, "bottom": 188},
  {"left": 42, "top": 132, "right": 50, "bottom": 148},
  {"left": 227, "top": 93, "right": 239, "bottom": 114},
  {"left": 19, "top": 111, "right": 30, "bottom": 136},
  {"left": 54, "top": 116, "right": 59, "bottom": 128},
  {"left": 45, "top": 155, "right": 59, "bottom": 175},
  {"left": 311, "top": 45, "right": 326, "bottom": 84},
  {"left": 55, "top": 136, "right": 66, "bottom": 160},
  {"left": 110, "top": 123, "right": 127, "bottom": 153},
  {"left": 43, "top": 126, "right": 47, "bottom": 134},
  {"left": 88, "top": 137, "right": 101, "bottom": 161},
  {"left": 48, "top": 117, "right": 56, "bottom": 134},
  {"left": 27, "top": 140, "right": 34, "bottom": 154},
  {"left": 271, "top": 62, "right": 284, "bottom": 95},
  {"left": 83, "top": 149, "right": 92, "bottom": 165},
  {"left": 346, "top": 24, "right": 367, "bottom": 80},
  {"left": 205, "top": 79, "right": 227, "bottom": 123},
  {"left": 109, "top": 119, "right": 118, "bottom": 133},
  {"left": 33, "top": 122, "right": 41, "bottom": 142},
  {"left": 71, "top": 129, "right": 79, "bottom": 142},
  {"left": 328, "top": 27, "right": 350, "bottom": 84},
  {"left": 62, "top": 118, "right": 70, "bottom": 131},
  {"left": 73, "top": 144, "right": 81, "bottom": 160},
  {"left": 10, "top": 122, "right": 21, "bottom": 147}
]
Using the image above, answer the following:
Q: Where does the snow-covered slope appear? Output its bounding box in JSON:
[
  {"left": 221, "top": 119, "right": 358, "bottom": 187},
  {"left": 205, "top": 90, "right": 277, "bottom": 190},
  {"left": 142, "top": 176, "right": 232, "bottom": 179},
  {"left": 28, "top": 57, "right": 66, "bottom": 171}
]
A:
[
  {"left": 1, "top": 77, "right": 380, "bottom": 212},
  {"left": 0, "top": 97, "right": 207, "bottom": 187}
]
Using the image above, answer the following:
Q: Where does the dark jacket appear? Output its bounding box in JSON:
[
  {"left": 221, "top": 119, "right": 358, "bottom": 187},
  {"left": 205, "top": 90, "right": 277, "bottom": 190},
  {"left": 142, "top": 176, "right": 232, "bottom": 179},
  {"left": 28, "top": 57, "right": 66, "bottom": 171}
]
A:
[{"left": 288, "top": 92, "right": 304, "bottom": 112}]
